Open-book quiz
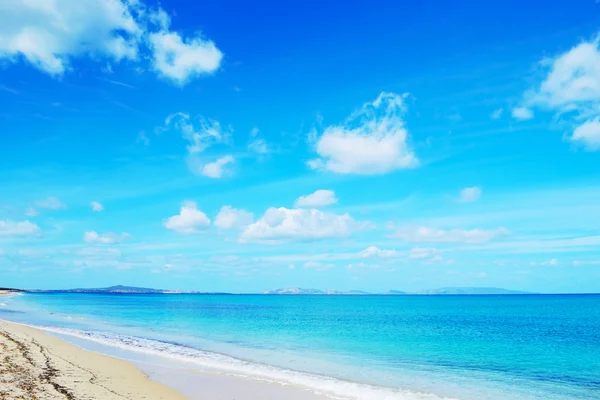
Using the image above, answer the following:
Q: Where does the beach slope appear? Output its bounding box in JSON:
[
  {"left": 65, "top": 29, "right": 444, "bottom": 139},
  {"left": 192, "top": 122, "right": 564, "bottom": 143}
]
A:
[{"left": 0, "top": 320, "right": 187, "bottom": 400}]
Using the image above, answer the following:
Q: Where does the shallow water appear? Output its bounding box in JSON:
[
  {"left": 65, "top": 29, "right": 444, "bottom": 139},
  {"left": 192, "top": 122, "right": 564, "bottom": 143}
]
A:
[{"left": 1, "top": 293, "right": 599, "bottom": 399}]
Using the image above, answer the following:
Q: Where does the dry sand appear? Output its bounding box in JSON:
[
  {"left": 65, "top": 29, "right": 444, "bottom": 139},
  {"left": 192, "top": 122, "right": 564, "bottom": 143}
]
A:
[{"left": 0, "top": 319, "right": 187, "bottom": 400}]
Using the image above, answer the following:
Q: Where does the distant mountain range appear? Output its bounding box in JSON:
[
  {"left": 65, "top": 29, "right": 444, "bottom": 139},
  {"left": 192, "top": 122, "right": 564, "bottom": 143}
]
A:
[
  {"left": 418, "top": 287, "right": 533, "bottom": 295},
  {"left": 27, "top": 285, "right": 208, "bottom": 294},
  {"left": 13, "top": 285, "right": 534, "bottom": 295},
  {"left": 264, "top": 287, "right": 534, "bottom": 295}
]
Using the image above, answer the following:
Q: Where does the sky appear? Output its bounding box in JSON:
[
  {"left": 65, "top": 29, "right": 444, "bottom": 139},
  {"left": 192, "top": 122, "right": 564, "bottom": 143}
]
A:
[{"left": 1, "top": 0, "right": 600, "bottom": 293}]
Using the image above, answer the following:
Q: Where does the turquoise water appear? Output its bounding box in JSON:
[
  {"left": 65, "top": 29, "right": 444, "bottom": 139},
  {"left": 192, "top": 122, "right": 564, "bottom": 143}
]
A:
[{"left": 1, "top": 293, "right": 599, "bottom": 399}]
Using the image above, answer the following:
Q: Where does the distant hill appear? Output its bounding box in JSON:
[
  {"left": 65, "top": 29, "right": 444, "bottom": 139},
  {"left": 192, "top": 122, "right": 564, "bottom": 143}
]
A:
[
  {"left": 417, "top": 287, "right": 533, "bottom": 295},
  {"left": 28, "top": 285, "right": 207, "bottom": 294}
]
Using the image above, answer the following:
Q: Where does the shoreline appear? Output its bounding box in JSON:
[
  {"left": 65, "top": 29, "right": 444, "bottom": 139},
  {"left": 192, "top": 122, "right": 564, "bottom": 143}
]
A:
[
  {"left": 0, "top": 319, "right": 187, "bottom": 399},
  {"left": 0, "top": 320, "right": 331, "bottom": 400}
]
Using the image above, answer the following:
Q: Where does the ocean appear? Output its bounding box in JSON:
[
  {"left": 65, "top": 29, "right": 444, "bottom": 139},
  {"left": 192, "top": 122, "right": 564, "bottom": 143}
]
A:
[{"left": 1, "top": 293, "right": 599, "bottom": 400}]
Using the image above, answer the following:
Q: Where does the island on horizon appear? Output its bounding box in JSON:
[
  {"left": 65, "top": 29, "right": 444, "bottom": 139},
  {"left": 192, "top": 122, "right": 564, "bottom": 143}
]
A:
[{"left": 5, "top": 285, "right": 538, "bottom": 295}]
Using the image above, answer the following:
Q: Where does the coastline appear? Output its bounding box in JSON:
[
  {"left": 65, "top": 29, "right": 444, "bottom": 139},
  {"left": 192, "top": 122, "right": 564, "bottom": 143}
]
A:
[
  {"left": 0, "top": 320, "right": 331, "bottom": 400},
  {"left": 0, "top": 319, "right": 187, "bottom": 400}
]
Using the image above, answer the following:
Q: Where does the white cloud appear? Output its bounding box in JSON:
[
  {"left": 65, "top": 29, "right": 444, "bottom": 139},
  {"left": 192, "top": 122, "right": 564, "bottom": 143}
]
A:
[
  {"left": 393, "top": 226, "right": 510, "bottom": 244},
  {"left": 0, "top": 220, "right": 41, "bottom": 236},
  {"left": 240, "top": 207, "right": 364, "bottom": 243},
  {"left": 308, "top": 92, "right": 418, "bottom": 174},
  {"left": 571, "top": 117, "right": 600, "bottom": 150},
  {"left": 248, "top": 127, "right": 271, "bottom": 155},
  {"left": 0, "top": 0, "right": 221, "bottom": 85},
  {"left": 0, "top": 0, "right": 140, "bottom": 75},
  {"left": 24, "top": 207, "right": 39, "bottom": 217},
  {"left": 164, "top": 201, "right": 210, "bottom": 233},
  {"left": 201, "top": 155, "right": 234, "bottom": 178},
  {"left": 457, "top": 186, "right": 482, "bottom": 203},
  {"left": 358, "top": 246, "right": 400, "bottom": 258},
  {"left": 36, "top": 196, "right": 66, "bottom": 210},
  {"left": 294, "top": 190, "right": 338, "bottom": 208},
  {"left": 148, "top": 30, "right": 222, "bottom": 85},
  {"left": 531, "top": 36, "right": 600, "bottom": 109},
  {"left": 83, "top": 231, "right": 130, "bottom": 244},
  {"left": 214, "top": 206, "right": 253, "bottom": 229},
  {"left": 518, "top": 34, "right": 600, "bottom": 149},
  {"left": 490, "top": 108, "right": 503, "bottom": 119},
  {"left": 91, "top": 201, "right": 104, "bottom": 212},
  {"left": 511, "top": 107, "right": 534, "bottom": 120}
]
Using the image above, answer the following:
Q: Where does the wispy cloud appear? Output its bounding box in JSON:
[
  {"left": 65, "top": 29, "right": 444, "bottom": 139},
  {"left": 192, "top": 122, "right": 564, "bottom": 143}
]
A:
[
  {"left": 457, "top": 186, "right": 482, "bottom": 203},
  {"left": 0, "top": 85, "right": 20, "bottom": 95},
  {"left": 36, "top": 197, "right": 66, "bottom": 210},
  {"left": 100, "top": 78, "right": 137, "bottom": 89}
]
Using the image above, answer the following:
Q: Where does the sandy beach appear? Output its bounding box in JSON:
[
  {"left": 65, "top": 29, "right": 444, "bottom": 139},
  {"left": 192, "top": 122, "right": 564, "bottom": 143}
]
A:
[
  {"left": 0, "top": 316, "right": 329, "bottom": 400},
  {"left": 0, "top": 319, "right": 187, "bottom": 400}
]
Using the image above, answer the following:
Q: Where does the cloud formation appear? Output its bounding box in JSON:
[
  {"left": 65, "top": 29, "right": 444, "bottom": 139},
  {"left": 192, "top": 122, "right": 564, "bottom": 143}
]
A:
[
  {"left": 0, "top": 220, "right": 41, "bottom": 237},
  {"left": 164, "top": 201, "right": 210, "bottom": 233},
  {"left": 202, "top": 155, "right": 234, "bottom": 178},
  {"left": 240, "top": 207, "right": 364, "bottom": 243},
  {"left": 358, "top": 246, "right": 400, "bottom": 258},
  {"left": 0, "top": 0, "right": 221, "bottom": 85},
  {"left": 519, "top": 34, "right": 600, "bottom": 149},
  {"left": 214, "top": 206, "right": 253, "bottom": 229},
  {"left": 308, "top": 92, "right": 418, "bottom": 174},
  {"left": 571, "top": 117, "right": 600, "bottom": 150},
  {"left": 294, "top": 190, "right": 338, "bottom": 208},
  {"left": 148, "top": 29, "right": 222, "bottom": 85}
]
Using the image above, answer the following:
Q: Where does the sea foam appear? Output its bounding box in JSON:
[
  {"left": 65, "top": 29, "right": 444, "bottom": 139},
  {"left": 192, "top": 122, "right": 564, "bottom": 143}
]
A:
[{"left": 32, "top": 324, "right": 456, "bottom": 400}]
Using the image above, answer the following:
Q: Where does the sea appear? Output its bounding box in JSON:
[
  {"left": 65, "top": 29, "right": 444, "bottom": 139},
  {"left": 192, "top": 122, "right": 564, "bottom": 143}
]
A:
[{"left": 1, "top": 292, "right": 599, "bottom": 400}]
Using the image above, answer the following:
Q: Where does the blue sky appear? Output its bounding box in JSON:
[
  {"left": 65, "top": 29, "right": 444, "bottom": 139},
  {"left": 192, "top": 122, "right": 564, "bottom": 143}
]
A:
[{"left": 1, "top": 0, "right": 600, "bottom": 293}]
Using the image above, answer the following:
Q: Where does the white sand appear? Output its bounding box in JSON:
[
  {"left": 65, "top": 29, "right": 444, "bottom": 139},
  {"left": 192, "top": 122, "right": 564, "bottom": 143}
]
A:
[{"left": 0, "top": 319, "right": 187, "bottom": 399}]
